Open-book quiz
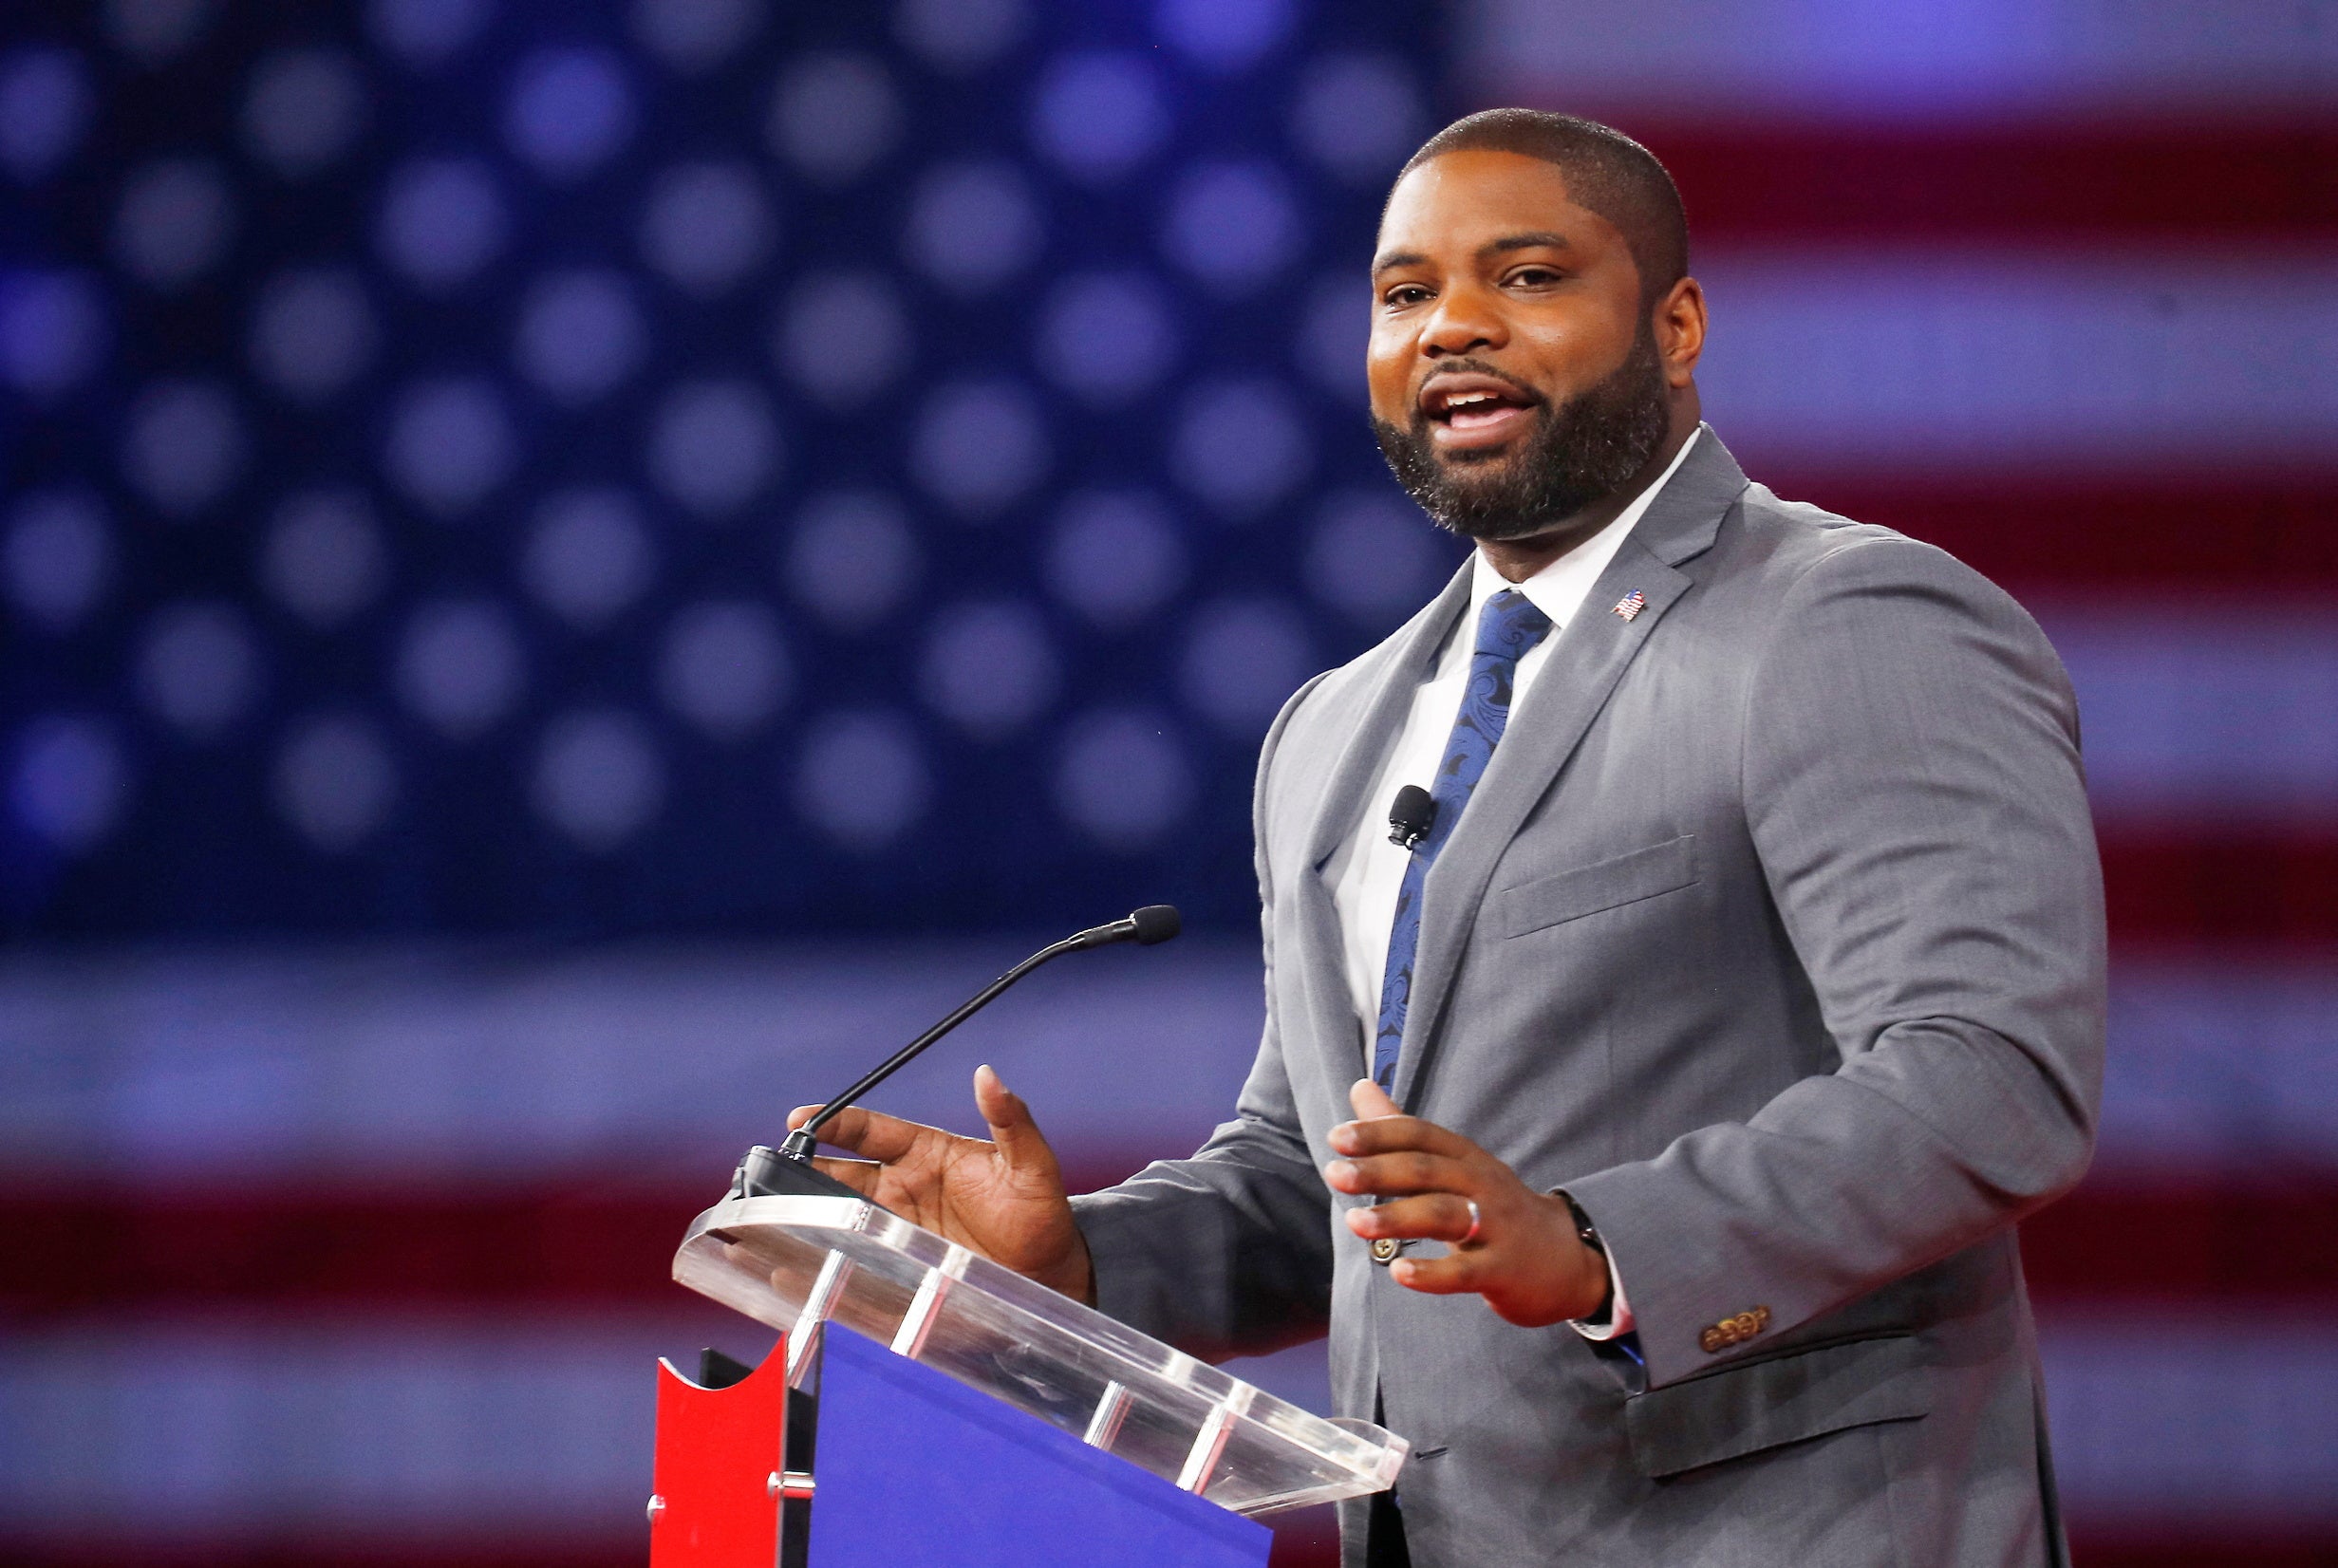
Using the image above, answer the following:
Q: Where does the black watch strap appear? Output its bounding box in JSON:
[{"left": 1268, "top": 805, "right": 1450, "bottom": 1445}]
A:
[{"left": 1557, "top": 1190, "right": 1616, "bottom": 1325}]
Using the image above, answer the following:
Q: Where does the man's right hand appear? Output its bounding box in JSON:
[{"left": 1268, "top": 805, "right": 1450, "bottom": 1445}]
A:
[{"left": 786, "top": 1063, "right": 1094, "bottom": 1304}]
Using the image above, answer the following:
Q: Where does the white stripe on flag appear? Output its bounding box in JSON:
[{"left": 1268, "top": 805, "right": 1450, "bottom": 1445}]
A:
[
  {"left": 1693, "top": 249, "right": 2338, "bottom": 470},
  {"left": 1463, "top": 0, "right": 2338, "bottom": 118},
  {"left": 4, "top": 948, "right": 2336, "bottom": 1175}
]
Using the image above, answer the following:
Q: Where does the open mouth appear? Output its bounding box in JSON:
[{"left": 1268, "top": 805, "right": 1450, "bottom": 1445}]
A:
[{"left": 1419, "top": 373, "right": 1542, "bottom": 450}]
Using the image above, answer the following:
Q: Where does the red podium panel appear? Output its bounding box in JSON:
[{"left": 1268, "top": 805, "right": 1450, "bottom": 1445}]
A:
[{"left": 648, "top": 1338, "right": 787, "bottom": 1568}]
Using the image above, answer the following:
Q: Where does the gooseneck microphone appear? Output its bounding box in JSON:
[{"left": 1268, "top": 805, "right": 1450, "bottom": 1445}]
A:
[
  {"left": 734, "top": 906, "right": 1183, "bottom": 1201},
  {"left": 1388, "top": 785, "right": 1436, "bottom": 850}
]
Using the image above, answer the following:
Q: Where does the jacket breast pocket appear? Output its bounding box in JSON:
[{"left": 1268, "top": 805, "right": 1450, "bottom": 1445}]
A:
[
  {"left": 1491, "top": 833, "right": 1699, "bottom": 940},
  {"left": 1625, "top": 1334, "right": 1933, "bottom": 1479}
]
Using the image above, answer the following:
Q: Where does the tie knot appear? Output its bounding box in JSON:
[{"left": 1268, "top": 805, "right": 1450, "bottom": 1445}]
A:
[{"left": 1474, "top": 588, "right": 1553, "bottom": 661}]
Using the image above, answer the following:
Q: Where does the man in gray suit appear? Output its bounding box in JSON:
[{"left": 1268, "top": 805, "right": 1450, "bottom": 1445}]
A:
[{"left": 794, "top": 110, "right": 2105, "bottom": 1567}]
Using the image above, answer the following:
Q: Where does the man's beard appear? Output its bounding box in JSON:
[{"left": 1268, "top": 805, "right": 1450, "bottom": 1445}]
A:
[{"left": 1373, "top": 328, "right": 1671, "bottom": 543}]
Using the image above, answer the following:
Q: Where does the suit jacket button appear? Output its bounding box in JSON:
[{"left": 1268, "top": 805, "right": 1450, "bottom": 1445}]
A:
[{"left": 1371, "top": 1238, "right": 1402, "bottom": 1264}]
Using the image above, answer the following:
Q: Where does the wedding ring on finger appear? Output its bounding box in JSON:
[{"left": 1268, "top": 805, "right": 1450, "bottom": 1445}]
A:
[{"left": 1460, "top": 1198, "right": 1484, "bottom": 1246}]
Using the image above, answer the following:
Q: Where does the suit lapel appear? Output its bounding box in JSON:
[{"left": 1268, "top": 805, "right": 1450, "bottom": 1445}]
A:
[
  {"left": 1304, "top": 565, "right": 1472, "bottom": 872},
  {"left": 1284, "top": 564, "right": 1473, "bottom": 1091},
  {"left": 1391, "top": 431, "right": 1749, "bottom": 1109}
]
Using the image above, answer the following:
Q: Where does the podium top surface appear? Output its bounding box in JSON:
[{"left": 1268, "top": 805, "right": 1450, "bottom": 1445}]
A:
[{"left": 674, "top": 1193, "right": 1407, "bottom": 1518}]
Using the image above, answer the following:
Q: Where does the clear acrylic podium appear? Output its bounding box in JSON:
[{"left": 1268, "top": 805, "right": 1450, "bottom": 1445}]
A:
[{"left": 653, "top": 1192, "right": 1407, "bottom": 1566}]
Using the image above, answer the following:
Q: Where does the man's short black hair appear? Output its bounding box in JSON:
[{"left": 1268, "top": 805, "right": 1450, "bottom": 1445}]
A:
[{"left": 1395, "top": 109, "right": 1689, "bottom": 308}]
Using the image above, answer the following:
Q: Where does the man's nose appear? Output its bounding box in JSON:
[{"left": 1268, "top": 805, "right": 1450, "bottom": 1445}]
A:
[{"left": 1420, "top": 284, "right": 1506, "bottom": 358}]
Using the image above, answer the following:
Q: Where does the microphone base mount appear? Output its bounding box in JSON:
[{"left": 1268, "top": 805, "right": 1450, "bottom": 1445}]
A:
[{"left": 733, "top": 1143, "right": 890, "bottom": 1209}]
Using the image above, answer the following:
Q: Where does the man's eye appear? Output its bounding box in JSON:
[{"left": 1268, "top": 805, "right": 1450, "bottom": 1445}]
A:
[
  {"left": 1507, "top": 268, "right": 1561, "bottom": 287},
  {"left": 1383, "top": 286, "right": 1431, "bottom": 308}
]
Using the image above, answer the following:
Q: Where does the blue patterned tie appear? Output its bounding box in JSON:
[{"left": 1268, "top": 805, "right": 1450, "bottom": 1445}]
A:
[{"left": 1372, "top": 588, "right": 1554, "bottom": 1090}]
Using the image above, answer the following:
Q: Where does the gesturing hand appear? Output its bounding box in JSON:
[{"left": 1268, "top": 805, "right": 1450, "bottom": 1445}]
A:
[
  {"left": 1324, "top": 1077, "right": 1610, "bottom": 1327},
  {"left": 785, "top": 1064, "right": 1094, "bottom": 1303}
]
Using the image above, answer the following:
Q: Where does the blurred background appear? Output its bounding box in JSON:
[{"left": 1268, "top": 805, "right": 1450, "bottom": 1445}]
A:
[{"left": 2, "top": 1, "right": 2332, "bottom": 1564}]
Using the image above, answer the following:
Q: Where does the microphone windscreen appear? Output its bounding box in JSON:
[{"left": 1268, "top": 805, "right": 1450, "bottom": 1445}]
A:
[
  {"left": 1389, "top": 784, "right": 1435, "bottom": 835},
  {"left": 1130, "top": 905, "right": 1182, "bottom": 945}
]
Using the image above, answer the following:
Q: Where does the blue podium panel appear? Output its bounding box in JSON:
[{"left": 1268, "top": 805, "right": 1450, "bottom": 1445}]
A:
[{"left": 807, "top": 1326, "right": 1272, "bottom": 1568}]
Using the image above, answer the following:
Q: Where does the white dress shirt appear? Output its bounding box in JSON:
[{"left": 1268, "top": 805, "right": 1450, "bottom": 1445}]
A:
[{"left": 1321, "top": 429, "right": 1701, "bottom": 1339}]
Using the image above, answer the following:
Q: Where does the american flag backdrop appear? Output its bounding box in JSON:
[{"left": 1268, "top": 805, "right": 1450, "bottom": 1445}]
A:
[{"left": 3, "top": 3, "right": 2335, "bottom": 1566}]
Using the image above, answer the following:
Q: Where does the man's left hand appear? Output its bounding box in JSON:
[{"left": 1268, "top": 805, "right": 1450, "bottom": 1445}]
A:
[{"left": 1324, "top": 1077, "right": 1610, "bottom": 1327}]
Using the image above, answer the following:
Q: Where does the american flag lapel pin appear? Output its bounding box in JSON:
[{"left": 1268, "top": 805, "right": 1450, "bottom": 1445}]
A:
[{"left": 1610, "top": 588, "right": 1647, "bottom": 623}]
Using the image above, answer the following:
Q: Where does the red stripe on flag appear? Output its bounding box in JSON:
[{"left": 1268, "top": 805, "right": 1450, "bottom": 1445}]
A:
[
  {"left": 0, "top": 1160, "right": 1161, "bottom": 1316},
  {"left": 2066, "top": 1534, "right": 2338, "bottom": 1568},
  {"left": 1565, "top": 119, "right": 2338, "bottom": 241},
  {"left": 1760, "top": 474, "right": 2338, "bottom": 592},
  {"left": 2102, "top": 831, "right": 2338, "bottom": 949},
  {"left": 2024, "top": 1173, "right": 2338, "bottom": 1305},
  {"left": 4, "top": 1169, "right": 2334, "bottom": 1315},
  {"left": 0, "top": 1180, "right": 702, "bottom": 1316},
  {"left": 0, "top": 1541, "right": 640, "bottom": 1568}
]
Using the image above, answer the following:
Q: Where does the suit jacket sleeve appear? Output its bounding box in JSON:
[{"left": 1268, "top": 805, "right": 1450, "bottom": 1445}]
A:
[
  {"left": 1562, "top": 533, "right": 2107, "bottom": 1389},
  {"left": 1067, "top": 677, "right": 1337, "bottom": 1362}
]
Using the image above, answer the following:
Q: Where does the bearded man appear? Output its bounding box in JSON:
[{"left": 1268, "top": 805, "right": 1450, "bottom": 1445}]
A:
[{"left": 795, "top": 110, "right": 2106, "bottom": 1568}]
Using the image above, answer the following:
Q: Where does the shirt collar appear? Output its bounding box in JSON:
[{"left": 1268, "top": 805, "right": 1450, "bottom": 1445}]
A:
[{"left": 1465, "top": 427, "right": 1702, "bottom": 630}]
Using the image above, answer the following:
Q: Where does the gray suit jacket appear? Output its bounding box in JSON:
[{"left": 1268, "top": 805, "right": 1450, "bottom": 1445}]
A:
[{"left": 1071, "top": 431, "right": 2105, "bottom": 1568}]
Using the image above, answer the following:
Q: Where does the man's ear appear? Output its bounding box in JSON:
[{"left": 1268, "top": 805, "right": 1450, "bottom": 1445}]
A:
[{"left": 1655, "top": 276, "right": 1706, "bottom": 387}]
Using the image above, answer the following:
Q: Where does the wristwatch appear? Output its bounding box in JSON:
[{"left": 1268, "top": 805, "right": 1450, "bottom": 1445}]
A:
[{"left": 1557, "top": 1189, "right": 1617, "bottom": 1325}]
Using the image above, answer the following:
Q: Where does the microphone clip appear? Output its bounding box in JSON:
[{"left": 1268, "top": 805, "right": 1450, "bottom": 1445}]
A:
[{"left": 1387, "top": 785, "right": 1436, "bottom": 851}]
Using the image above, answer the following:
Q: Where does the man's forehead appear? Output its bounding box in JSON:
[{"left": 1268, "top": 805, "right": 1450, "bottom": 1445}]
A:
[{"left": 1376, "top": 149, "right": 1606, "bottom": 257}]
